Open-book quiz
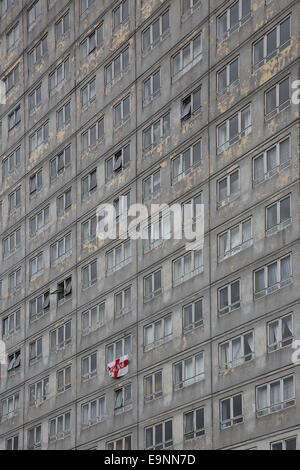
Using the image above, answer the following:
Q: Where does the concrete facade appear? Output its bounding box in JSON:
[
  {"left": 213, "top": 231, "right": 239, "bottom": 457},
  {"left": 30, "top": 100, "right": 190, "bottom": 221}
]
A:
[{"left": 0, "top": 0, "right": 299, "bottom": 450}]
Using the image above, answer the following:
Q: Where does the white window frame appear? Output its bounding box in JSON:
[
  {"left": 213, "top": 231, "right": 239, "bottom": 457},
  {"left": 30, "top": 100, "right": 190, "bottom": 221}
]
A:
[
  {"left": 114, "top": 384, "right": 132, "bottom": 414},
  {"left": 254, "top": 254, "right": 292, "bottom": 299},
  {"left": 82, "top": 77, "right": 96, "bottom": 110},
  {"left": 3, "top": 227, "right": 21, "bottom": 258},
  {"left": 82, "top": 352, "right": 97, "bottom": 380},
  {"left": 105, "top": 47, "right": 129, "bottom": 87},
  {"left": 50, "top": 321, "right": 72, "bottom": 351},
  {"left": 220, "top": 393, "right": 243, "bottom": 429},
  {"left": 50, "top": 233, "right": 71, "bottom": 264},
  {"left": 217, "top": 105, "right": 251, "bottom": 153},
  {"left": 57, "top": 365, "right": 71, "bottom": 393},
  {"left": 29, "top": 291, "right": 50, "bottom": 322},
  {"left": 144, "top": 314, "right": 172, "bottom": 351},
  {"left": 253, "top": 136, "right": 291, "bottom": 185},
  {"left": 82, "top": 260, "right": 97, "bottom": 289},
  {"left": 267, "top": 313, "right": 294, "bottom": 352},
  {"left": 184, "top": 407, "right": 205, "bottom": 440},
  {"left": 217, "top": 57, "right": 240, "bottom": 96},
  {"left": 29, "top": 252, "right": 43, "bottom": 280},
  {"left": 173, "top": 250, "right": 203, "bottom": 285},
  {"left": 265, "top": 77, "right": 290, "bottom": 121},
  {"left": 81, "top": 23, "right": 103, "bottom": 59},
  {"left": 174, "top": 353, "right": 204, "bottom": 390},
  {"left": 2, "top": 392, "right": 19, "bottom": 421},
  {"left": 115, "top": 287, "right": 131, "bottom": 317},
  {"left": 2, "top": 309, "right": 20, "bottom": 338},
  {"left": 143, "top": 113, "right": 170, "bottom": 152},
  {"left": 218, "top": 279, "right": 241, "bottom": 315},
  {"left": 218, "top": 218, "right": 252, "bottom": 261},
  {"left": 29, "top": 122, "right": 49, "bottom": 155},
  {"left": 183, "top": 298, "right": 203, "bottom": 332},
  {"left": 217, "top": 0, "right": 252, "bottom": 43},
  {"left": 266, "top": 195, "right": 291, "bottom": 235},
  {"left": 49, "top": 411, "right": 71, "bottom": 441},
  {"left": 106, "top": 336, "right": 131, "bottom": 364},
  {"left": 114, "top": 95, "right": 130, "bottom": 128},
  {"left": 82, "top": 397, "right": 105, "bottom": 428},
  {"left": 172, "top": 34, "right": 202, "bottom": 78},
  {"left": 2, "top": 147, "right": 21, "bottom": 180},
  {"left": 143, "top": 69, "right": 161, "bottom": 105},
  {"left": 142, "top": 10, "right": 169, "bottom": 55},
  {"left": 256, "top": 375, "right": 295, "bottom": 417},
  {"left": 144, "top": 371, "right": 162, "bottom": 402},
  {"left": 82, "top": 118, "right": 104, "bottom": 153},
  {"left": 144, "top": 269, "right": 162, "bottom": 301},
  {"left": 219, "top": 331, "right": 254, "bottom": 370},
  {"left": 145, "top": 420, "right": 173, "bottom": 450},
  {"left": 172, "top": 140, "right": 202, "bottom": 183},
  {"left": 29, "top": 377, "right": 49, "bottom": 406},
  {"left": 50, "top": 56, "right": 69, "bottom": 91},
  {"left": 106, "top": 240, "right": 131, "bottom": 273},
  {"left": 82, "top": 302, "right": 105, "bottom": 335},
  {"left": 143, "top": 169, "right": 160, "bottom": 202}
]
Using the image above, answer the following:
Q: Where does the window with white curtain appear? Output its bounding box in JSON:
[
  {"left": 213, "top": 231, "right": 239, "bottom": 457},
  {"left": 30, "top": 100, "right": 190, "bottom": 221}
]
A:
[
  {"left": 266, "top": 195, "right": 291, "bottom": 235},
  {"left": 220, "top": 332, "right": 254, "bottom": 370},
  {"left": 29, "top": 378, "right": 49, "bottom": 406},
  {"left": 114, "top": 384, "right": 132, "bottom": 414},
  {"left": 82, "top": 398, "right": 105, "bottom": 428},
  {"left": 144, "top": 314, "right": 172, "bottom": 351},
  {"left": 1, "top": 392, "right": 19, "bottom": 421},
  {"left": 49, "top": 411, "right": 71, "bottom": 440},
  {"left": 218, "top": 219, "right": 252, "bottom": 260},
  {"left": 268, "top": 314, "right": 293, "bottom": 352},
  {"left": 220, "top": 394, "right": 243, "bottom": 429},
  {"left": 217, "top": 105, "right": 251, "bottom": 153},
  {"left": 256, "top": 375, "right": 295, "bottom": 416},
  {"left": 174, "top": 353, "right": 204, "bottom": 390},
  {"left": 173, "top": 250, "right": 203, "bottom": 285},
  {"left": 253, "top": 136, "right": 290, "bottom": 185},
  {"left": 254, "top": 254, "right": 292, "bottom": 299}
]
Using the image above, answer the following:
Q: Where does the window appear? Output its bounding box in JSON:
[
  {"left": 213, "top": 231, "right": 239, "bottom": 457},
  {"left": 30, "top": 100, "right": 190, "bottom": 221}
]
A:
[
  {"left": 113, "top": 192, "right": 130, "bottom": 224},
  {"left": 29, "top": 337, "right": 42, "bottom": 363},
  {"left": 265, "top": 77, "right": 290, "bottom": 120},
  {"left": 80, "top": 0, "right": 95, "bottom": 15},
  {"left": 217, "top": 0, "right": 251, "bottom": 42},
  {"left": 144, "top": 371, "right": 162, "bottom": 402},
  {"left": 50, "top": 57, "right": 69, "bottom": 91},
  {"left": 107, "top": 436, "right": 131, "bottom": 450},
  {"left": 143, "top": 69, "right": 160, "bottom": 105},
  {"left": 183, "top": 299, "right": 203, "bottom": 332},
  {"left": 28, "top": 0, "right": 41, "bottom": 29},
  {"left": 5, "top": 64, "right": 19, "bottom": 94},
  {"left": 82, "top": 118, "right": 104, "bottom": 153},
  {"left": 2, "top": 393, "right": 19, "bottom": 421},
  {"left": 82, "top": 260, "right": 97, "bottom": 288},
  {"left": 143, "top": 214, "right": 170, "bottom": 253},
  {"left": 29, "top": 378, "right": 49, "bottom": 406},
  {"left": 6, "top": 435, "right": 19, "bottom": 450},
  {"left": 143, "top": 113, "right": 170, "bottom": 152},
  {"left": 29, "top": 253, "right": 43, "bottom": 279},
  {"left": 218, "top": 280, "right": 240, "bottom": 315},
  {"left": 268, "top": 314, "right": 293, "bottom": 352},
  {"left": 114, "top": 95, "right": 130, "bottom": 128},
  {"left": 2, "top": 310, "right": 20, "bottom": 338},
  {"left": 82, "top": 78, "right": 96, "bottom": 109},
  {"left": 145, "top": 420, "right": 173, "bottom": 450},
  {"left": 173, "top": 250, "right": 203, "bottom": 285},
  {"left": 7, "top": 187, "right": 19, "bottom": 214},
  {"left": 114, "top": 384, "right": 132, "bottom": 413},
  {"left": 8, "top": 105, "right": 21, "bottom": 131},
  {"left": 254, "top": 254, "right": 292, "bottom": 299},
  {"left": 82, "top": 215, "right": 97, "bottom": 244},
  {"left": 144, "top": 269, "right": 162, "bottom": 301},
  {"left": 29, "top": 122, "right": 49, "bottom": 155},
  {"left": 50, "top": 233, "right": 71, "bottom": 264},
  {"left": 29, "top": 84, "right": 41, "bottom": 114},
  {"left": 81, "top": 24, "right": 103, "bottom": 59},
  {"left": 143, "top": 169, "right": 160, "bottom": 202},
  {"left": 56, "top": 188, "right": 71, "bottom": 217},
  {"left": 253, "top": 17, "right": 290, "bottom": 71},
  {"left": 142, "top": 10, "right": 169, "bottom": 54},
  {"left": 7, "top": 350, "right": 20, "bottom": 372},
  {"left": 115, "top": 287, "right": 131, "bottom": 317},
  {"left": 3, "top": 228, "right": 20, "bottom": 258},
  {"left": 144, "top": 314, "right": 172, "bottom": 351},
  {"left": 28, "top": 425, "right": 41, "bottom": 450},
  {"left": 82, "top": 397, "right": 105, "bottom": 427},
  {"left": 49, "top": 412, "right": 71, "bottom": 441},
  {"left": 218, "top": 168, "right": 240, "bottom": 207},
  {"left": 220, "top": 394, "right": 243, "bottom": 429},
  {"left": 55, "top": 11, "right": 70, "bottom": 42},
  {"left": 82, "top": 352, "right": 97, "bottom": 380},
  {"left": 271, "top": 437, "right": 296, "bottom": 450},
  {"left": 7, "top": 22, "right": 20, "bottom": 49},
  {"left": 57, "top": 277, "right": 72, "bottom": 303},
  {"left": 174, "top": 353, "right": 204, "bottom": 390},
  {"left": 57, "top": 366, "right": 71, "bottom": 393},
  {"left": 217, "top": 105, "right": 251, "bottom": 153},
  {"left": 218, "top": 218, "right": 252, "bottom": 260},
  {"left": 172, "top": 34, "right": 202, "bottom": 77},
  {"left": 50, "top": 145, "right": 71, "bottom": 179},
  {"left": 172, "top": 141, "right": 201, "bottom": 183},
  {"left": 217, "top": 57, "right": 239, "bottom": 96},
  {"left": 1, "top": 0, "right": 16, "bottom": 17},
  {"left": 253, "top": 136, "right": 290, "bottom": 185},
  {"left": 184, "top": 408, "right": 205, "bottom": 440},
  {"left": 9, "top": 268, "right": 21, "bottom": 292},
  {"left": 266, "top": 195, "right": 291, "bottom": 235},
  {"left": 106, "top": 240, "right": 131, "bottom": 273},
  {"left": 82, "top": 303, "right": 105, "bottom": 335},
  {"left": 106, "top": 47, "right": 129, "bottom": 87},
  {"left": 50, "top": 321, "right": 71, "bottom": 351},
  {"left": 106, "top": 336, "right": 131, "bottom": 363},
  {"left": 220, "top": 332, "right": 254, "bottom": 370},
  {"left": 28, "top": 36, "right": 47, "bottom": 68},
  {"left": 106, "top": 144, "right": 130, "bottom": 181},
  {"left": 182, "top": 0, "right": 200, "bottom": 18},
  {"left": 181, "top": 88, "right": 201, "bottom": 123},
  {"left": 29, "top": 169, "right": 42, "bottom": 196},
  {"left": 256, "top": 375, "right": 295, "bottom": 416},
  {"left": 57, "top": 102, "right": 71, "bottom": 131},
  {"left": 82, "top": 169, "right": 97, "bottom": 197},
  {"left": 29, "top": 291, "right": 50, "bottom": 322},
  {"left": 30, "top": 206, "right": 49, "bottom": 237},
  {"left": 113, "top": 0, "right": 129, "bottom": 30}
]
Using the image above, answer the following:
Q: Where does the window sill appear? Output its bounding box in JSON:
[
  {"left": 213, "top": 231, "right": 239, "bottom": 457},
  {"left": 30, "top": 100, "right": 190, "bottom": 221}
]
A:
[
  {"left": 217, "top": 79, "right": 240, "bottom": 98},
  {"left": 255, "top": 278, "right": 293, "bottom": 300},
  {"left": 256, "top": 400, "right": 295, "bottom": 418},
  {"left": 217, "top": 192, "right": 240, "bottom": 209},
  {"left": 217, "top": 126, "right": 252, "bottom": 154},
  {"left": 266, "top": 218, "right": 291, "bottom": 236},
  {"left": 183, "top": 321, "right": 204, "bottom": 334}
]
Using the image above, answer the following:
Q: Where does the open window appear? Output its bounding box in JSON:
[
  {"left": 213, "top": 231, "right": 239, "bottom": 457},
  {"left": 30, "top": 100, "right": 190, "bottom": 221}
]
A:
[{"left": 57, "top": 277, "right": 72, "bottom": 302}]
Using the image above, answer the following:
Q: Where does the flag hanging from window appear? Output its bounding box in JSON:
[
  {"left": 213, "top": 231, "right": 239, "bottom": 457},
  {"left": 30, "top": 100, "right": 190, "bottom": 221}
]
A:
[{"left": 107, "top": 355, "right": 129, "bottom": 378}]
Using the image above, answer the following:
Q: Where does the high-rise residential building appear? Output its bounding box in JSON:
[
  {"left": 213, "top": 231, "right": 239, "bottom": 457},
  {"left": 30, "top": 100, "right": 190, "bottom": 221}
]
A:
[{"left": 0, "top": 0, "right": 299, "bottom": 451}]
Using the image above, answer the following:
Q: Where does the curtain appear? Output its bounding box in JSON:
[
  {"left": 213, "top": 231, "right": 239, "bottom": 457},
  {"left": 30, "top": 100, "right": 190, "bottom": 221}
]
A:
[
  {"left": 270, "top": 381, "right": 281, "bottom": 411},
  {"left": 283, "top": 376, "right": 294, "bottom": 402},
  {"left": 257, "top": 386, "right": 268, "bottom": 412},
  {"left": 184, "top": 358, "right": 193, "bottom": 385},
  {"left": 232, "top": 338, "right": 242, "bottom": 367},
  {"left": 221, "top": 343, "right": 230, "bottom": 369},
  {"left": 268, "top": 262, "right": 278, "bottom": 288},
  {"left": 280, "top": 256, "right": 291, "bottom": 281},
  {"left": 269, "top": 321, "right": 280, "bottom": 349}
]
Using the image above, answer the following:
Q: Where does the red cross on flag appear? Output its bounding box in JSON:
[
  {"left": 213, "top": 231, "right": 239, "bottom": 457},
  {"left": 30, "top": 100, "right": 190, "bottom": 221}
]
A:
[{"left": 107, "top": 355, "right": 129, "bottom": 378}]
